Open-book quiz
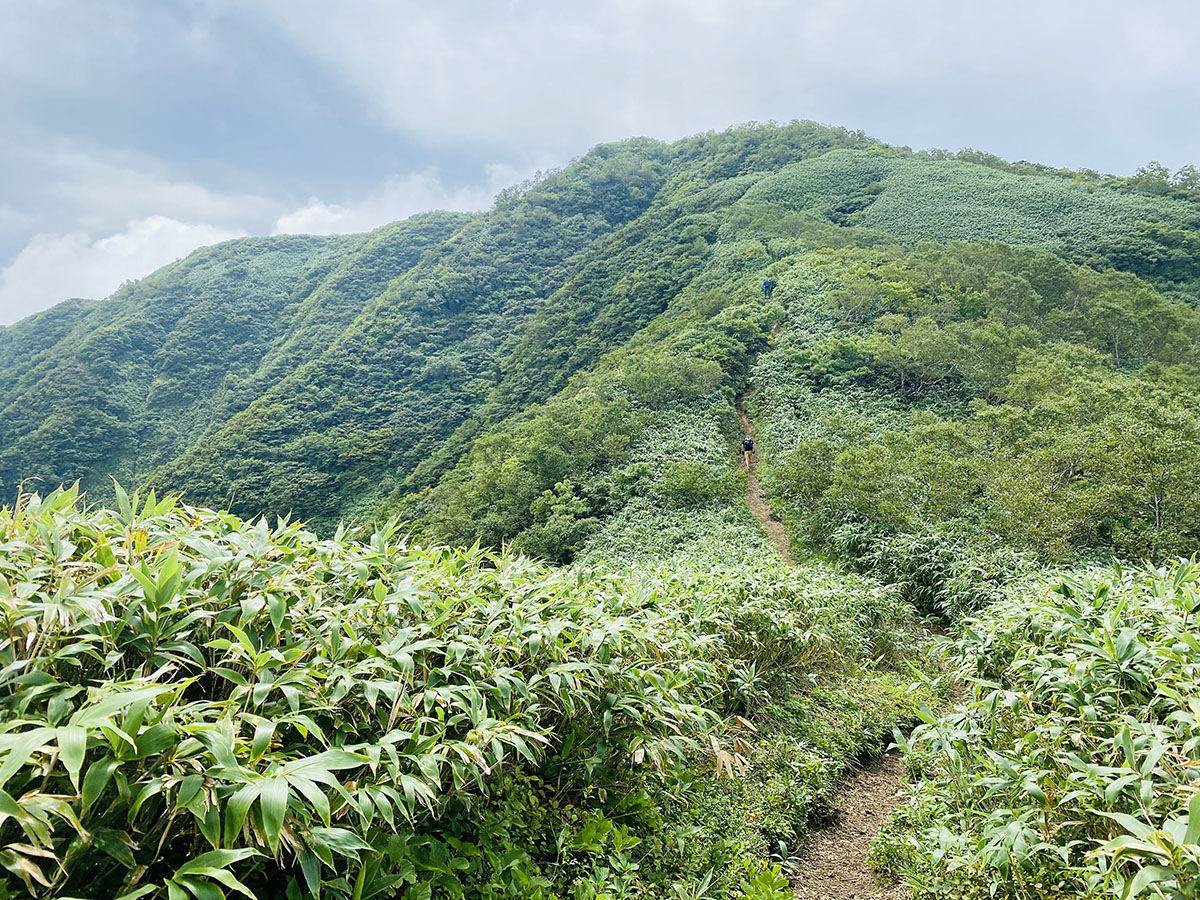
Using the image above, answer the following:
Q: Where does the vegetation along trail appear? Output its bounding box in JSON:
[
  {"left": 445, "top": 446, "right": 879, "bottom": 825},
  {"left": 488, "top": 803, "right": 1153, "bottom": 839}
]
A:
[
  {"left": 736, "top": 398, "right": 793, "bottom": 565},
  {"left": 737, "top": 396, "right": 908, "bottom": 898}
]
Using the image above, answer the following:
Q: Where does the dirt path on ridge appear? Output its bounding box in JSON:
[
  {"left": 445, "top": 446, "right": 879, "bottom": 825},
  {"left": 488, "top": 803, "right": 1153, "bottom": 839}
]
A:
[
  {"left": 734, "top": 397, "right": 910, "bottom": 899},
  {"left": 791, "top": 753, "right": 910, "bottom": 900},
  {"left": 736, "top": 401, "right": 794, "bottom": 565}
]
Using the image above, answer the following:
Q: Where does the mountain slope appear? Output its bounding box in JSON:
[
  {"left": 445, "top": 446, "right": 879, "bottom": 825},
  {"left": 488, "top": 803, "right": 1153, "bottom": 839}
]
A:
[
  {"left": 0, "top": 121, "right": 1197, "bottom": 537},
  {"left": 0, "top": 219, "right": 463, "bottom": 497}
]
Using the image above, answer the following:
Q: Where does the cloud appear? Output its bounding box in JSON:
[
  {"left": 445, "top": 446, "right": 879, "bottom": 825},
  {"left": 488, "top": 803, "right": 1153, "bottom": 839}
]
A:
[
  {"left": 251, "top": 0, "right": 1200, "bottom": 173},
  {"left": 0, "top": 157, "right": 524, "bottom": 324},
  {"left": 273, "top": 164, "right": 526, "bottom": 235},
  {"left": 0, "top": 217, "right": 245, "bottom": 326},
  {"left": 0, "top": 135, "right": 279, "bottom": 245}
]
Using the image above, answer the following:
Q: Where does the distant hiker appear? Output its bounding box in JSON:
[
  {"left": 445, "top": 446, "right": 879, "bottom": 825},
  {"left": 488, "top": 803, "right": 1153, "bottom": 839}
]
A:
[
  {"left": 742, "top": 434, "right": 755, "bottom": 468},
  {"left": 761, "top": 279, "right": 775, "bottom": 298}
]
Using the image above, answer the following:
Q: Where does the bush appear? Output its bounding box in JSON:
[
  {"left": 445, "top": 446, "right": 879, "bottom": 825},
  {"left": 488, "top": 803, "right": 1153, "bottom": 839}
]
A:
[
  {"left": 0, "top": 487, "right": 722, "bottom": 898},
  {"left": 660, "top": 461, "right": 743, "bottom": 508},
  {"left": 875, "top": 561, "right": 1200, "bottom": 899},
  {"left": 0, "top": 485, "right": 933, "bottom": 899},
  {"left": 831, "top": 524, "right": 1030, "bottom": 620}
]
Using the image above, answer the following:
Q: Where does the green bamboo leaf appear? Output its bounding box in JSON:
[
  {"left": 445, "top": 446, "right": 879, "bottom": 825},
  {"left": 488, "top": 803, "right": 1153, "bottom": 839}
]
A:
[
  {"left": 69, "top": 685, "right": 176, "bottom": 729},
  {"left": 173, "top": 877, "right": 223, "bottom": 900},
  {"left": 0, "top": 728, "right": 55, "bottom": 791},
  {"left": 223, "top": 784, "right": 261, "bottom": 846},
  {"left": 0, "top": 789, "right": 23, "bottom": 818},
  {"left": 278, "top": 749, "right": 366, "bottom": 777},
  {"left": 298, "top": 846, "right": 320, "bottom": 899},
  {"left": 129, "top": 779, "right": 165, "bottom": 820},
  {"left": 1185, "top": 794, "right": 1200, "bottom": 846},
  {"left": 177, "top": 773, "right": 204, "bottom": 808},
  {"left": 56, "top": 725, "right": 87, "bottom": 791},
  {"left": 268, "top": 594, "right": 286, "bottom": 632},
  {"left": 250, "top": 722, "right": 275, "bottom": 761},
  {"left": 287, "top": 776, "right": 331, "bottom": 827},
  {"left": 129, "top": 564, "right": 160, "bottom": 606},
  {"left": 259, "top": 777, "right": 289, "bottom": 854},
  {"left": 81, "top": 756, "right": 120, "bottom": 812},
  {"left": 1122, "top": 864, "right": 1175, "bottom": 899},
  {"left": 175, "top": 848, "right": 260, "bottom": 876},
  {"left": 308, "top": 827, "right": 370, "bottom": 860},
  {"left": 112, "top": 479, "right": 133, "bottom": 525},
  {"left": 1095, "top": 810, "right": 1156, "bottom": 841}
]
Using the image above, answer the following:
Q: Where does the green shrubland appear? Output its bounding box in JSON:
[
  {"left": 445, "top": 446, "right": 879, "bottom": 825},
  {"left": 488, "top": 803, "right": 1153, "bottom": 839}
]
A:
[
  {"left": 749, "top": 241, "right": 1200, "bottom": 573},
  {"left": 3, "top": 122, "right": 1197, "bottom": 533},
  {"left": 0, "top": 485, "right": 931, "bottom": 899},
  {"left": 873, "top": 562, "right": 1200, "bottom": 900},
  {"left": 4, "top": 120, "right": 1200, "bottom": 900}
]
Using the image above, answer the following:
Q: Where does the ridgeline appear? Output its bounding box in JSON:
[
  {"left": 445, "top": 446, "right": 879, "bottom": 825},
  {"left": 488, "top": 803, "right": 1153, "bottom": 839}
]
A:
[{"left": 2, "top": 121, "right": 1200, "bottom": 900}]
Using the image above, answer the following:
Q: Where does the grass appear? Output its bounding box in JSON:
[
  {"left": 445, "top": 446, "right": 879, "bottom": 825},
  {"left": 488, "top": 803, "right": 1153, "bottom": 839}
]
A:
[
  {"left": 0, "top": 481, "right": 934, "bottom": 899},
  {"left": 872, "top": 561, "right": 1200, "bottom": 900}
]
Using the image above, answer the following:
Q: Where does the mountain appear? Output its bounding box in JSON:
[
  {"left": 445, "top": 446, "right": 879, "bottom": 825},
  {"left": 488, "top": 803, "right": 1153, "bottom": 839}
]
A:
[
  {"left": 4, "top": 121, "right": 1200, "bottom": 900},
  {"left": 2, "top": 121, "right": 1198, "bottom": 556}
]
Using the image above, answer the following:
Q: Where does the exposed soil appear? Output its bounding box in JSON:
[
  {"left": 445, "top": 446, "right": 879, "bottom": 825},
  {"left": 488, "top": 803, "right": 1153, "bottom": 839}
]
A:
[
  {"left": 791, "top": 753, "right": 911, "bottom": 900},
  {"left": 734, "top": 397, "right": 909, "bottom": 899},
  {"left": 735, "top": 402, "right": 794, "bottom": 565}
]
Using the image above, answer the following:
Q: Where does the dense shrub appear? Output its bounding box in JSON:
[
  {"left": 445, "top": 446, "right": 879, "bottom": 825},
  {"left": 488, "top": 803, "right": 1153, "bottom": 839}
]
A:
[
  {"left": 874, "top": 562, "right": 1200, "bottom": 899},
  {"left": 0, "top": 485, "right": 931, "bottom": 899},
  {"left": 740, "top": 151, "right": 1199, "bottom": 254}
]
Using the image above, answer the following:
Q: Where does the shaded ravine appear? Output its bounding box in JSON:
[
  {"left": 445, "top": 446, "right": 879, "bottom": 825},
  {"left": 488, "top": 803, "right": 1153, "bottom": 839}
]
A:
[{"left": 735, "top": 396, "right": 910, "bottom": 899}]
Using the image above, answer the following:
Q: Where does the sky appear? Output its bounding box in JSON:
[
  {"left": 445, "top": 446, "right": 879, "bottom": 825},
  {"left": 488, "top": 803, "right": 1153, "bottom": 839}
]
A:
[{"left": 1, "top": 0, "right": 1197, "bottom": 325}]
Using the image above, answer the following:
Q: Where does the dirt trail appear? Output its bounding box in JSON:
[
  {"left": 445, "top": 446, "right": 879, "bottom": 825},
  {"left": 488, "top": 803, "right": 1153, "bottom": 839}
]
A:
[
  {"left": 735, "top": 401, "right": 794, "bottom": 565},
  {"left": 735, "top": 398, "right": 909, "bottom": 898},
  {"left": 792, "top": 753, "right": 910, "bottom": 900}
]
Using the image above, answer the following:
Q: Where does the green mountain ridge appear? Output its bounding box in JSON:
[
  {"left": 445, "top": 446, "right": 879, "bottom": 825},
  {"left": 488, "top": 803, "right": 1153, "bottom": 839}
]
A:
[
  {"left": 2, "top": 120, "right": 1198, "bottom": 553},
  {"left": 4, "top": 120, "right": 1200, "bottom": 900}
]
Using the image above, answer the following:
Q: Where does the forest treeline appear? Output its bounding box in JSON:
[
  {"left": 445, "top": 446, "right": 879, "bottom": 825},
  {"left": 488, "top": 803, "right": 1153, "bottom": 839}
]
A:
[{"left": 2, "top": 121, "right": 1197, "bottom": 562}]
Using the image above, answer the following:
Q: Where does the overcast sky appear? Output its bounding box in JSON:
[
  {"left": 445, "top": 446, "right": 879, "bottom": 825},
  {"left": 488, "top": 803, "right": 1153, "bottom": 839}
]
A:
[{"left": 1, "top": 0, "right": 1197, "bottom": 325}]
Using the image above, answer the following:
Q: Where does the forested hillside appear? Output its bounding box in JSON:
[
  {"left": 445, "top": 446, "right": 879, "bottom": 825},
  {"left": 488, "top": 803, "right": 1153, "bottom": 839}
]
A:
[
  {"left": 4, "top": 121, "right": 1196, "bottom": 538},
  {"left": 3, "top": 121, "right": 1200, "bottom": 900}
]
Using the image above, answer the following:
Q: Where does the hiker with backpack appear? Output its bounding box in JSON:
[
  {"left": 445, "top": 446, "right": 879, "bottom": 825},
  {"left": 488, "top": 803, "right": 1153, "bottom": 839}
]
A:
[{"left": 742, "top": 434, "right": 755, "bottom": 468}]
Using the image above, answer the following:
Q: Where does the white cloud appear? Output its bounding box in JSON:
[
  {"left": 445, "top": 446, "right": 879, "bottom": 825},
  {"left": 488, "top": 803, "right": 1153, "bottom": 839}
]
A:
[
  {"left": 0, "top": 217, "right": 245, "bottom": 326},
  {"left": 0, "top": 138, "right": 280, "bottom": 238},
  {"left": 272, "top": 164, "right": 527, "bottom": 235},
  {"left": 250, "top": 0, "right": 1200, "bottom": 173}
]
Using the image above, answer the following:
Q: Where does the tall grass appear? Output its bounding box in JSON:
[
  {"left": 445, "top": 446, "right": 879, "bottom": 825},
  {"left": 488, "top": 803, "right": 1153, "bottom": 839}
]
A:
[
  {"left": 873, "top": 562, "right": 1200, "bottom": 899},
  {"left": 0, "top": 486, "right": 724, "bottom": 897},
  {"left": 0, "top": 486, "right": 929, "bottom": 899}
]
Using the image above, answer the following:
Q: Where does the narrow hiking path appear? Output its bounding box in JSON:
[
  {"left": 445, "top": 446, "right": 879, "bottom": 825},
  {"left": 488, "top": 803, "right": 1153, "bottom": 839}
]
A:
[
  {"left": 735, "top": 396, "right": 909, "bottom": 899},
  {"left": 735, "top": 400, "right": 794, "bottom": 565},
  {"left": 791, "top": 754, "right": 910, "bottom": 900}
]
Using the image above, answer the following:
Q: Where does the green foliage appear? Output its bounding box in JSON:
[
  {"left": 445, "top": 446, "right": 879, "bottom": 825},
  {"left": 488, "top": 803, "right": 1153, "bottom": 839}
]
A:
[
  {"left": 4, "top": 123, "right": 1195, "bottom": 537},
  {"left": 0, "top": 484, "right": 932, "bottom": 899},
  {"left": 7, "top": 120, "right": 1200, "bottom": 900},
  {"left": 740, "top": 150, "right": 1200, "bottom": 255},
  {"left": 874, "top": 561, "right": 1200, "bottom": 900},
  {"left": 751, "top": 241, "right": 1200, "bottom": 563},
  {"left": 829, "top": 525, "right": 1032, "bottom": 620},
  {"left": 0, "top": 224, "right": 455, "bottom": 504},
  {"left": 659, "top": 461, "right": 742, "bottom": 509}
]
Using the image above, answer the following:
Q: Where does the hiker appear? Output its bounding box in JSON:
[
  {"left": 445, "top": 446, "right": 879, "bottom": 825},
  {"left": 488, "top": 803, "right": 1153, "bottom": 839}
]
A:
[
  {"left": 761, "top": 279, "right": 774, "bottom": 298},
  {"left": 742, "top": 434, "right": 755, "bottom": 468}
]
